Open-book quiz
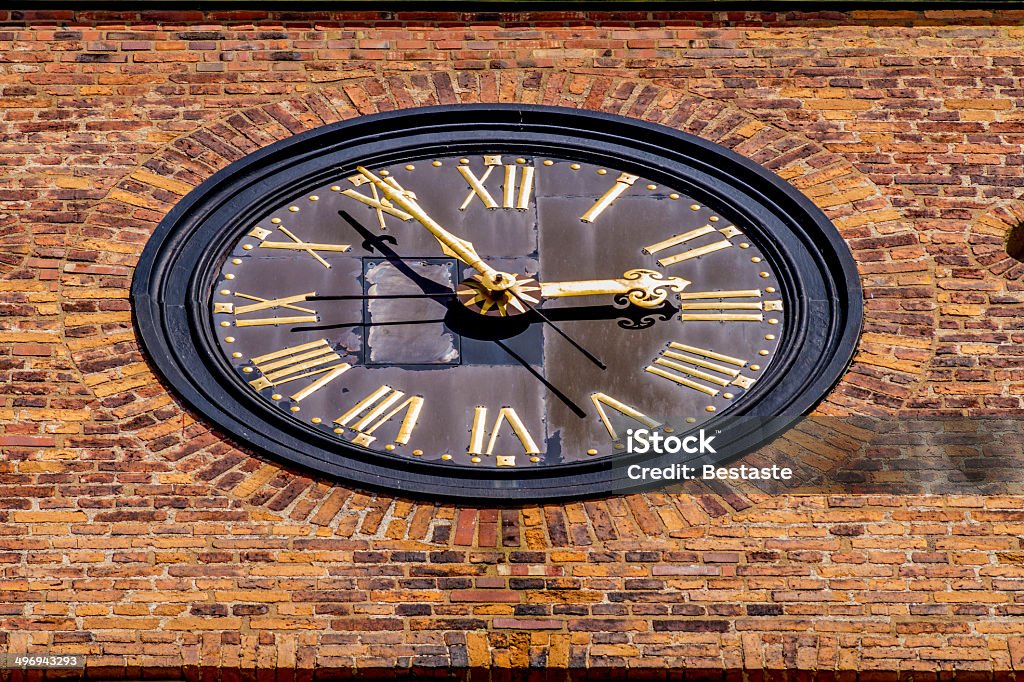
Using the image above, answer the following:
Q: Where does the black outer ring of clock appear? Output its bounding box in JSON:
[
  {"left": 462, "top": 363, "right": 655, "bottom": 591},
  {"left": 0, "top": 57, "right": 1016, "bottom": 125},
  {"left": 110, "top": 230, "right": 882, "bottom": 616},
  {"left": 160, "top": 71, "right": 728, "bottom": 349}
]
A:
[{"left": 131, "top": 104, "right": 863, "bottom": 503}]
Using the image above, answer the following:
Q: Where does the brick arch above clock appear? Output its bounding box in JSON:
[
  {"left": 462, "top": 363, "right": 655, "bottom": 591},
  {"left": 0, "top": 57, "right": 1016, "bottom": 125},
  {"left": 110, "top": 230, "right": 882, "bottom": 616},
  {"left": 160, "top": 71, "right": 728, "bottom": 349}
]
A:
[{"left": 62, "top": 69, "right": 930, "bottom": 531}]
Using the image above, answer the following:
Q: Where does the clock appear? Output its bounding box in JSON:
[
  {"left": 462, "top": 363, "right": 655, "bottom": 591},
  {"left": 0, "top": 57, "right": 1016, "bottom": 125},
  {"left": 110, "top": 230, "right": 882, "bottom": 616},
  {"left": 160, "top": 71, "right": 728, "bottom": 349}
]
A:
[{"left": 132, "top": 105, "right": 862, "bottom": 501}]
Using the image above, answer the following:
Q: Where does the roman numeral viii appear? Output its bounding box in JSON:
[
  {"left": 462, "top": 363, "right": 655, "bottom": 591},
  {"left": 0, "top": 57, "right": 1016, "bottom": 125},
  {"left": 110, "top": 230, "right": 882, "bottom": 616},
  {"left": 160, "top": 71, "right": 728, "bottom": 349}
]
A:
[
  {"left": 676, "top": 289, "right": 784, "bottom": 323},
  {"left": 249, "top": 340, "right": 351, "bottom": 401},
  {"left": 334, "top": 385, "right": 424, "bottom": 447}
]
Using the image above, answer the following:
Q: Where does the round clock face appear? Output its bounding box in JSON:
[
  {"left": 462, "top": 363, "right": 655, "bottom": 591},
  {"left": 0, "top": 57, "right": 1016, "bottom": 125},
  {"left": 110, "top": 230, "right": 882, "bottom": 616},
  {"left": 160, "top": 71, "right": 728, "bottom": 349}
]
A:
[{"left": 133, "top": 105, "right": 861, "bottom": 500}]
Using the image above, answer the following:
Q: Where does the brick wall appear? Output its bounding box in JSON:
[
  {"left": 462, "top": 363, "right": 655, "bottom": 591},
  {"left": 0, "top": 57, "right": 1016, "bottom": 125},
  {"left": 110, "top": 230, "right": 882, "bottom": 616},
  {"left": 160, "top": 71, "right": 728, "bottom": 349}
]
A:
[{"left": 3, "top": 9, "right": 1024, "bottom": 678}]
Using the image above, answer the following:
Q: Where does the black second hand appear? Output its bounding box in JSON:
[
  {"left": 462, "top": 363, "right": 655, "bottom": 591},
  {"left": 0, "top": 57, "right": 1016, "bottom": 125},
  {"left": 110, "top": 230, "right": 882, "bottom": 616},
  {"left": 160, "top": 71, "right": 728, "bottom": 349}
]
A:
[
  {"left": 507, "top": 288, "right": 607, "bottom": 371},
  {"left": 308, "top": 293, "right": 452, "bottom": 301}
]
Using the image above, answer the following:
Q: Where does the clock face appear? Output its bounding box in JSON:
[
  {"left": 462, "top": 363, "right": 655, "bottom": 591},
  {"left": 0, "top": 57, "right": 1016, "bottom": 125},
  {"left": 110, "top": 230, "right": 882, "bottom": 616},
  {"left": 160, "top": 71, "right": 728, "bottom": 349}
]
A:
[
  {"left": 210, "top": 155, "right": 783, "bottom": 468},
  {"left": 133, "top": 105, "right": 861, "bottom": 500}
]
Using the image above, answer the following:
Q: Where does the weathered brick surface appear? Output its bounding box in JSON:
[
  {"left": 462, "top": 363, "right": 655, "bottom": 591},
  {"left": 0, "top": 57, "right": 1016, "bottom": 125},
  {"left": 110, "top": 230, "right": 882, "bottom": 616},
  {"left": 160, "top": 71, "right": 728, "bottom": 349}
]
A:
[{"left": 2, "top": 9, "right": 1024, "bottom": 677}]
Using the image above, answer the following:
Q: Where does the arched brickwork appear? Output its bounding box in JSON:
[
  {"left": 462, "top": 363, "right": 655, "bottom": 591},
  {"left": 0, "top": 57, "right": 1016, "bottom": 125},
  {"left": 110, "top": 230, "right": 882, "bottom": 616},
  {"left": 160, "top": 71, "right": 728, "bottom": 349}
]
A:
[
  {"left": 59, "top": 70, "right": 930, "bottom": 530},
  {"left": 970, "top": 202, "right": 1024, "bottom": 281},
  {"left": 905, "top": 200, "right": 1024, "bottom": 413},
  {"left": 6, "top": 12, "right": 1024, "bottom": 672}
]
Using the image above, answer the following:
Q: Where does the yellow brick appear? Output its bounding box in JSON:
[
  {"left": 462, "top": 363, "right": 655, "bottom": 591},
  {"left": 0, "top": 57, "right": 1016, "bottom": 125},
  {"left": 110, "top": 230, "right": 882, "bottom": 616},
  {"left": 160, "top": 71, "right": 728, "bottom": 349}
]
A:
[
  {"left": 82, "top": 614, "right": 161, "bottom": 626},
  {"left": 54, "top": 176, "right": 92, "bottom": 189},
  {"left": 90, "top": 375, "right": 153, "bottom": 398},
  {"left": 214, "top": 591, "right": 293, "bottom": 603},
  {"left": 18, "top": 462, "right": 66, "bottom": 473},
  {"left": 0, "top": 333, "right": 57, "bottom": 343},
  {"left": 20, "top": 409, "right": 91, "bottom": 422},
  {"left": 63, "top": 311, "right": 132, "bottom": 327},
  {"left": 250, "top": 565, "right": 327, "bottom": 577},
  {"left": 66, "top": 331, "right": 137, "bottom": 352},
  {"left": 232, "top": 465, "right": 281, "bottom": 499},
  {"left": 135, "top": 419, "right": 182, "bottom": 442},
  {"left": 806, "top": 99, "right": 874, "bottom": 111},
  {"left": 934, "top": 592, "right": 1007, "bottom": 603},
  {"left": 12, "top": 511, "right": 87, "bottom": 523},
  {"left": 853, "top": 352, "right": 921, "bottom": 374},
  {"left": 860, "top": 332, "right": 932, "bottom": 350},
  {"left": 591, "top": 644, "right": 638, "bottom": 657},
  {"left": 249, "top": 618, "right": 324, "bottom": 630},
  {"left": 165, "top": 617, "right": 243, "bottom": 630},
  {"left": 109, "top": 189, "right": 161, "bottom": 210},
  {"left": 0, "top": 282, "right": 47, "bottom": 292},
  {"left": 64, "top": 288, "right": 130, "bottom": 299},
  {"left": 548, "top": 633, "right": 570, "bottom": 667},
  {"left": 734, "top": 120, "right": 767, "bottom": 138},
  {"left": 78, "top": 238, "right": 141, "bottom": 255},
  {"left": 131, "top": 169, "right": 195, "bottom": 196},
  {"left": 946, "top": 99, "right": 1012, "bottom": 110},
  {"left": 158, "top": 472, "right": 194, "bottom": 484},
  {"left": 466, "top": 632, "right": 490, "bottom": 667}
]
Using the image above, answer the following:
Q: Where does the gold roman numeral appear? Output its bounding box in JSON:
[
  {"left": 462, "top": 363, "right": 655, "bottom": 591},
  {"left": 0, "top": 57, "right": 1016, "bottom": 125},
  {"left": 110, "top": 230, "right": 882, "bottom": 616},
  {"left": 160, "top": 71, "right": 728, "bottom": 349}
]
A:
[
  {"left": 643, "top": 225, "right": 741, "bottom": 267},
  {"left": 580, "top": 172, "right": 639, "bottom": 223},
  {"left": 249, "top": 339, "right": 351, "bottom": 401},
  {"left": 591, "top": 392, "right": 662, "bottom": 442},
  {"left": 645, "top": 342, "right": 755, "bottom": 397},
  {"left": 676, "top": 289, "right": 783, "bottom": 322},
  {"left": 248, "top": 226, "right": 351, "bottom": 269},
  {"left": 458, "top": 155, "right": 535, "bottom": 211},
  {"left": 468, "top": 406, "right": 540, "bottom": 467},
  {"left": 341, "top": 173, "right": 414, "bottom": 229},
  {"left": 334, "top": 385, "right": 424, "bottom": 447},
  {"left": 218, "top": 291, "right": 319, "bottom": 327}
]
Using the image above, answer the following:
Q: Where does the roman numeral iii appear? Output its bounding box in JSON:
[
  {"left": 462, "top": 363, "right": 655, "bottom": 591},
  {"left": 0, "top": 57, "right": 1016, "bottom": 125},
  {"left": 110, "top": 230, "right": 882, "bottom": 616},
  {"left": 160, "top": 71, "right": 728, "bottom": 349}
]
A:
[
  {"left": 645, "top": 342, "right": 755, "bottom": 397},
  {"left": 458, "top": 155, "right": 535, "bottom": 210},
  {"left": 676, "top": 289, "right": 784, "bottom": 322}
]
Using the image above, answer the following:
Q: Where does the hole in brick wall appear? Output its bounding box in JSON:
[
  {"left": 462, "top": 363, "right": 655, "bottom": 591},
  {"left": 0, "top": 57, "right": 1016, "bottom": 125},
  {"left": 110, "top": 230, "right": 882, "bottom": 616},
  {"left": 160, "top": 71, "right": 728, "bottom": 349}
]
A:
[{"left": 1007, "top": 221, "right": 1024, "bottom": 263}]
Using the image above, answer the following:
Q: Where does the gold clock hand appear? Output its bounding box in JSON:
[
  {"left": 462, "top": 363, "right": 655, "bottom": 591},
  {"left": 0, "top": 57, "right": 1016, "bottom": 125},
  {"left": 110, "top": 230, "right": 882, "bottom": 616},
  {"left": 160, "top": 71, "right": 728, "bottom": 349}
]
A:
[
  {"left": 355, "top": 166, "right": 516, "bottom": 291},
  {"left": 537, "top": 268, "right": 690, "bottom": 308}
]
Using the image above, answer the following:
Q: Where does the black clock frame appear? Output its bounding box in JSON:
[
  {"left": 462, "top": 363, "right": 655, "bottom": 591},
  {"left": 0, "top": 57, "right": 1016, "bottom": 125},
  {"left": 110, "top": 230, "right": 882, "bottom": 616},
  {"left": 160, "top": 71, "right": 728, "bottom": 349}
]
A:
[{"left": 131, "top": 104, "right": 863, "bottom": 502}]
